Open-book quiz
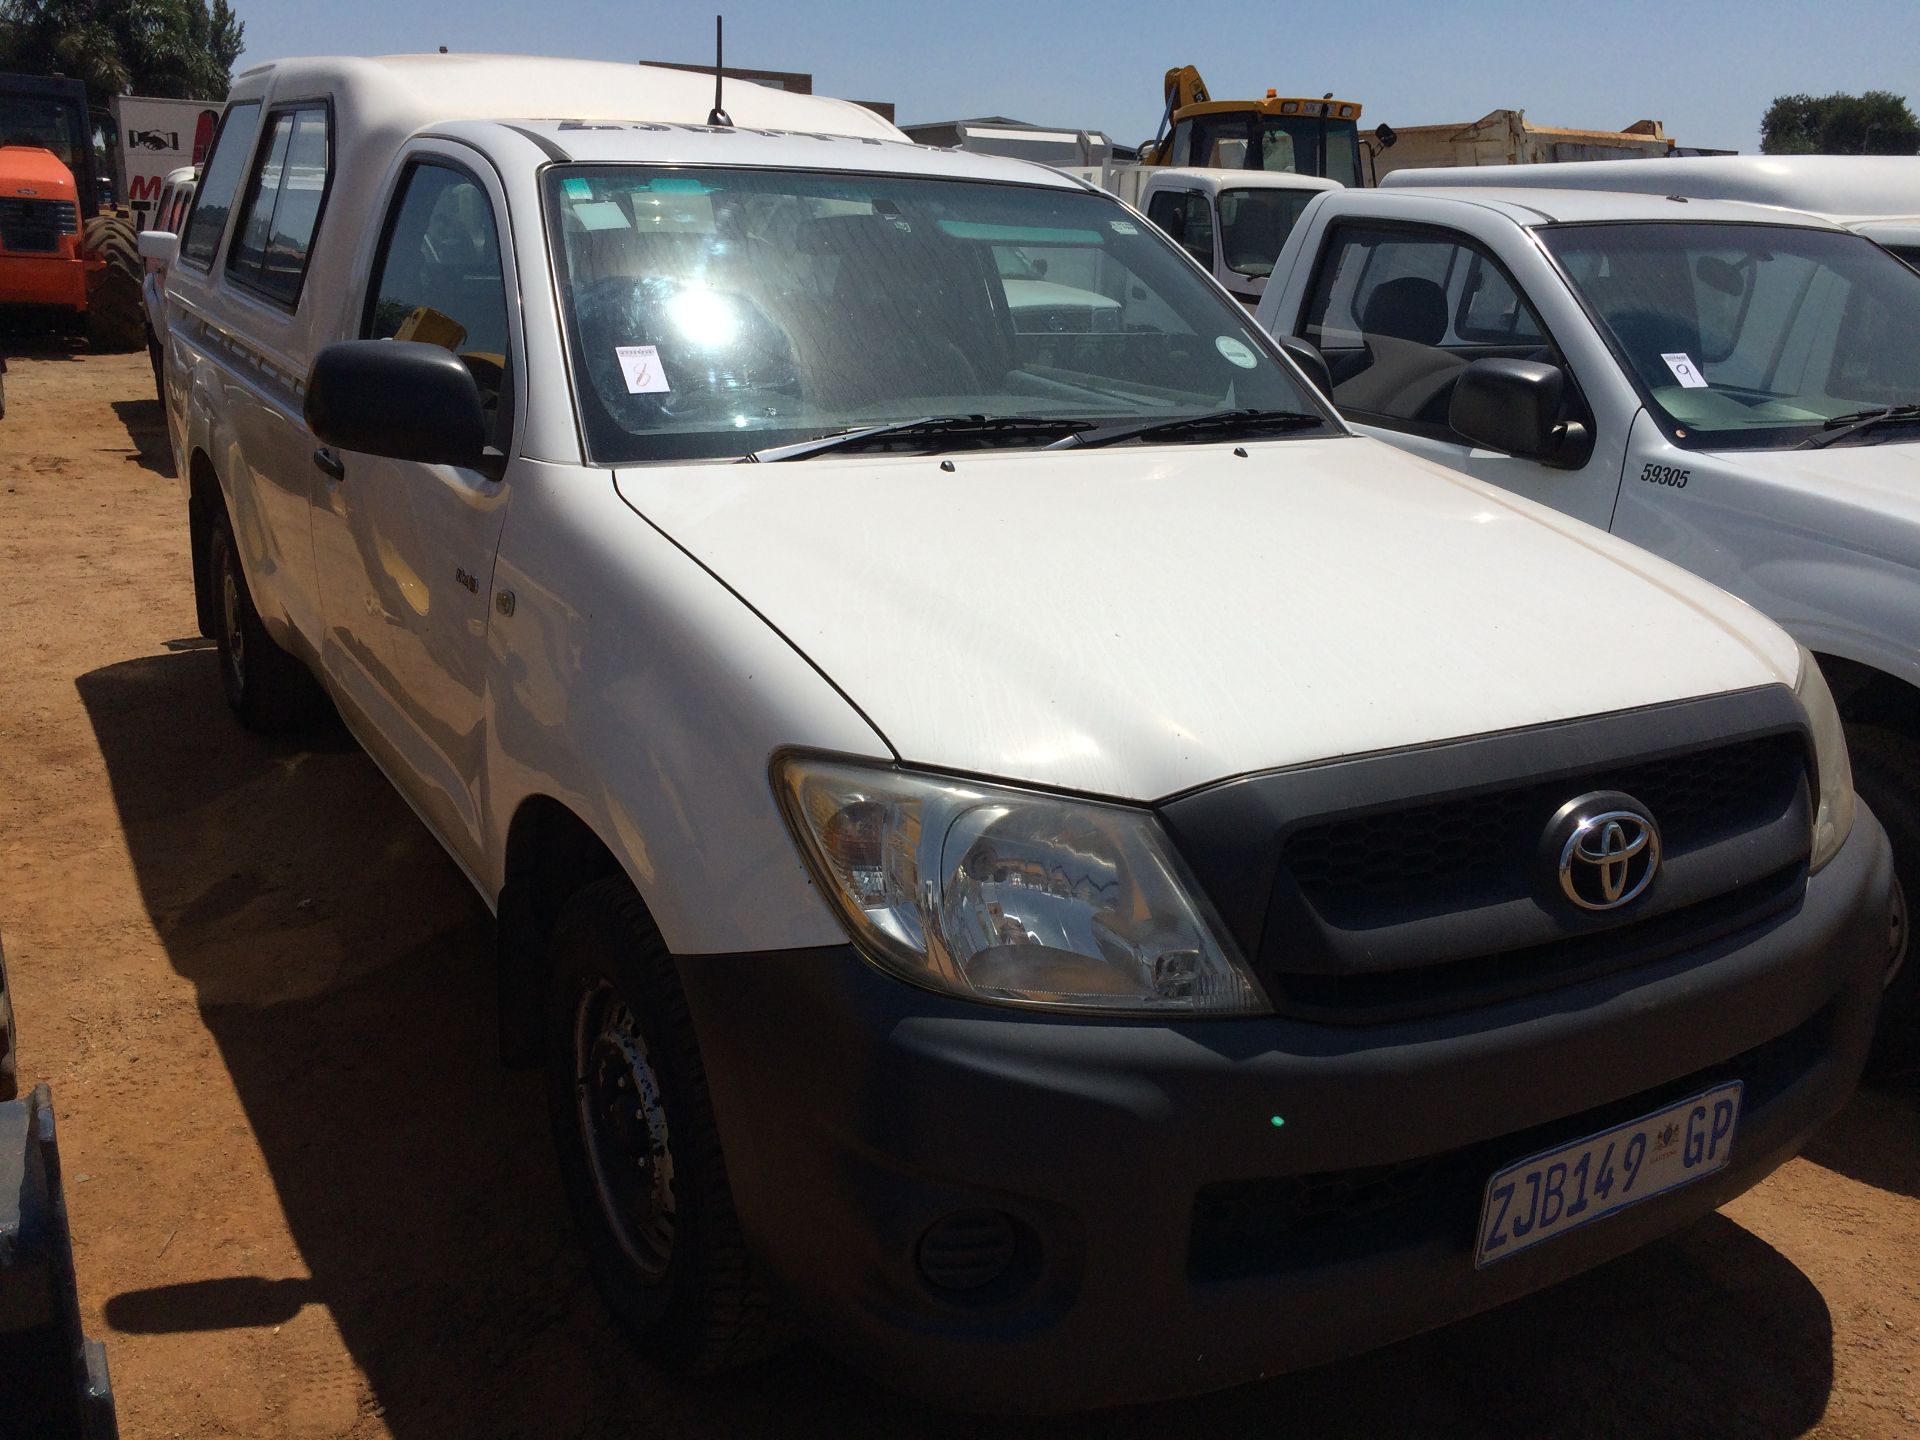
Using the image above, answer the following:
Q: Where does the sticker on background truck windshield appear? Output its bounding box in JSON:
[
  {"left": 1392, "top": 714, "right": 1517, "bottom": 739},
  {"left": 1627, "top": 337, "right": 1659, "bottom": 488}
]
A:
[
  {"left": 1661, "top": 352, "right": 1710, "bottom": 389},
  {"left": 615, "top": 345, "right": 671, "bottom": 394},
  {"left": 562, "top": 176, "right": 593, "bottom": 201}
]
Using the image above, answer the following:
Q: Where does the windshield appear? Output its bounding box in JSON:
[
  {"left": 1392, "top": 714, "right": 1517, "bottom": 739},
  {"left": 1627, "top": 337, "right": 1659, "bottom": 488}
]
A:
[
  {"left": 1176, "top": 116, "right": 1361, "bottom": 188},
  {"left": 1540, "top": 221, "right": 1920, "bottom": 450},
  {"left": 0, "top": 95, "right": 83, "bottom": 167},
  {"left": 1218, "top": 187, "right": 1318, "bottom": 277},
  {"left": 546, "top": 166, "right": 1329, "bottom": 464}
]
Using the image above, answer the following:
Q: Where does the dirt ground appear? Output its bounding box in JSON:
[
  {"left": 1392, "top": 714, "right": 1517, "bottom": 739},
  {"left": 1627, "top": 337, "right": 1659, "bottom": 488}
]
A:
[{"left": 0, "top": 343, "right": 1914, "bottom": 1440}]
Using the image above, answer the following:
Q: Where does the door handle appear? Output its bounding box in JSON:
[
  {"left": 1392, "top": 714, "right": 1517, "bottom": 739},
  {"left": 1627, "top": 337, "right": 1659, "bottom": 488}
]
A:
[{"left": 312, "top": 447, "right": 345, "bottom": 481}]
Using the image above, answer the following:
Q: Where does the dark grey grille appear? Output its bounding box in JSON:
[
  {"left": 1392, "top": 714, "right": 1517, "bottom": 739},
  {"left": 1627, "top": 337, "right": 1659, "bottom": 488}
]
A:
[
  {"left": 0, "top": 197, "right": 79, "bottom": 253},
  {"left": 1159, "top": 689, "right": 1816, "bottom": 1025},
  {"left": 1283, "top": 733, "right": 1800, "bottom": 909}
]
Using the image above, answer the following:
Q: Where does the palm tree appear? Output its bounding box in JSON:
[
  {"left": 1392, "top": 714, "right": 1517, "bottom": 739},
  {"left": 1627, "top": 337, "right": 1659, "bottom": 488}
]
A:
[{"left": 0, "top": 0, "right": 244, "bottom": 108}]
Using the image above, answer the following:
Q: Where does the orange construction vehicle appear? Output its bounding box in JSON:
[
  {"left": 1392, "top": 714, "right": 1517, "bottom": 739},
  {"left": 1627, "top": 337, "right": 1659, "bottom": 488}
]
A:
[
  {"left": 1139, "top": 64, "right": 1393, "bottom": 188},
  {"left": 0, "top": 73, "right": 144, "bottom": 351}
]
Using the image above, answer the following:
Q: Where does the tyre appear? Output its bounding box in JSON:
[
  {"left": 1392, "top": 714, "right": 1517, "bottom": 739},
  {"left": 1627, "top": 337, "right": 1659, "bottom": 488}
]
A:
[
  {"left": 1846, "top": 724, "right": 1918, "bottom": 1078},
  {"left": 544, "top": 877, "right": 785, "bottom": 1372},
  {"left": 147, "top": 324, "right": 164, "bottom": 401},
  {"left": 81, "top": 214, "right": 146, "bottom": 353},
  {"left": 207, "top": 512, "right": 323, "bottom": 733},
  {"left": 0, "top": 933, "right": 16, "bottom": 1102}
]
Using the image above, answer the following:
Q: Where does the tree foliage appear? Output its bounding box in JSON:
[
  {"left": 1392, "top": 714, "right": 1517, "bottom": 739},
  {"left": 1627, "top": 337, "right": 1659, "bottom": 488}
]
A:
[
  {"left": 0, "top": 0, "right": 245, "bottom": 107},
  {"left": 1761, "top": 91, "right": 1920, "bottom": 156}
]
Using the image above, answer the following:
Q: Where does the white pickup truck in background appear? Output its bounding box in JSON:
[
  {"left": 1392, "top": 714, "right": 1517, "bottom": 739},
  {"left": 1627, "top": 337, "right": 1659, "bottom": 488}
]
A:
[
  {"left": 1255, "top": 181, "right": 1920, "bottom": 1062},
  {"left": 1065, "top": 162, "right": 1339, "bottom": 305},
  {"left": 1385, "top": 154, "right": 1920, "bottom": 269}
]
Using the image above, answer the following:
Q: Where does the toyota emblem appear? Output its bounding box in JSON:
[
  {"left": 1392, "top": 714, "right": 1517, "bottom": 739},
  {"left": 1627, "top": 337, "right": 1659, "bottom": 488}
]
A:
[{"left": 1545, "top": 792, "right": 1662, "bottom": 912}]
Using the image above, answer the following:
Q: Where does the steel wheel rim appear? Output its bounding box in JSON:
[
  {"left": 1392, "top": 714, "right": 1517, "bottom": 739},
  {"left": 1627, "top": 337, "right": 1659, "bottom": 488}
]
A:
[
  {"left": 220, "top": 550, "right": 246, "bottom": 693},
  {"left": 573, "top": 980, "right": 677, "bottom": 1280},
  {"left": 1886, "top": 875, "right": 1909, "bottom": 991}
]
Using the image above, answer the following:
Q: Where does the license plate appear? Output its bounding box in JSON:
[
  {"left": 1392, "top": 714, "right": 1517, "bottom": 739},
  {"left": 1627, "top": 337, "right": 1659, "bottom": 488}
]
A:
[{"left": 1475, "top": 1081, "right": 1742, "bottom": 1267}]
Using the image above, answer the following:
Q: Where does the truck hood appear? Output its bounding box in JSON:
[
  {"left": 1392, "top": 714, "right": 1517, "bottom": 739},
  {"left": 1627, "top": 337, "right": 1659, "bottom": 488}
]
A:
[
  {"left": 614, "top": 437, "right": 1799, "bottom": 801},
  {"left": 1704, "top": 439, "right": 1920, "bottom": 519}
]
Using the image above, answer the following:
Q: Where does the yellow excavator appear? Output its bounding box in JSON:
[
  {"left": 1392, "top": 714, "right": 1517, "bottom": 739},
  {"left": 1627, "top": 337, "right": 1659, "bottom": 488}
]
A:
[{"left": 1139, "top": 64, "right": 1393, "bottom": 188}]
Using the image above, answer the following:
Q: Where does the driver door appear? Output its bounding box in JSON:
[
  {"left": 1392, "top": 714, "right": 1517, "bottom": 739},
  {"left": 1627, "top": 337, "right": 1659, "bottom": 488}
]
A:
[
  {"left": 1292, "top": 219, "right": 1625, "bottom": 532},
  {"left": 310, "top": 144, "right": 522, "bottom": 876}
]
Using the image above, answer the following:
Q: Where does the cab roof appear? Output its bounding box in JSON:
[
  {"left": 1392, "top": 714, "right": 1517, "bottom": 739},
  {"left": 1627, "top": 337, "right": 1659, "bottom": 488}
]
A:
[
  {"left": 228, "top": 53, "right": 905, "bottom": 144},
  {"left": 224, "top": 53, "right": 1078, "bottom": 189},
  {"left": 1382, "top": 155, "right": 1920, "bottom": 221},
  {"left": 449, "top": 117, "right": 1083, "bottom": 188},
  {"left": 1148, "top": 167, "right": 1343, "bottom": 195},
  {"left": 1376, "top": 185, "right": 1851, "bottom": 230}
]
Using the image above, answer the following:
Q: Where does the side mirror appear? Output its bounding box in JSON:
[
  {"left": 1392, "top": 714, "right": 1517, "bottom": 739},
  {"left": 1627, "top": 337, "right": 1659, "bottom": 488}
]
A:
[
  {"left": 136, "top": 230, "right": 177, "bottom": 265},
  {"left": 305, "top": 340, "right": 488, "bottom": 469},
  {"left": 1449, "top": 358, "right": 1569, "bottom": 462},
  {"left": 1279, "top": 334, "right": 1334, "bottom": 399},
  {"left": 1374, "top": 123, "right": 1398, "bottom": 150}
]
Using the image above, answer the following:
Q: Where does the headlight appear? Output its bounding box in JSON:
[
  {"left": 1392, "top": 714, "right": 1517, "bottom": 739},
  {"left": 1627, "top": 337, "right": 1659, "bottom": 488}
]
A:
[
  {"left": 774, "top": 755, "right": 1268, "bottom": 1016},
  {"left": 1796, "top": 646, "right": 1855, "bottom": 872}
]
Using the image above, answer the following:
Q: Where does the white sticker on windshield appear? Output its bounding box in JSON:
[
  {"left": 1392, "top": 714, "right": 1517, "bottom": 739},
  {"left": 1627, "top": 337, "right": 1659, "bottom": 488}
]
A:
[
  {"left": 574, "top": 201, "right": 631, "bottom": 232},
  {"left": 1661, "top": 352, "right": 1709, "bottom": 389},
  {"left": 615, "top": 345, "right": 671, "bottom": 394},
  {"left": 1109, "top": 219, "right": 1139, "bottom": 235},
  {"left": 1216, "top": 335, "right": 1259, "bottom": 369}
]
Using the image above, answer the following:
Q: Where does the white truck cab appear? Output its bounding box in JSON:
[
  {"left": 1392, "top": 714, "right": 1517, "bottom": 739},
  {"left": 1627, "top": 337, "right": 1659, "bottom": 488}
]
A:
[
  {"left": 153, "top": 55, "right": 1893, "bottom": 1413},
  {"left": 1065, "top": 163, "right": 1340, "bottom": 305},
  {"left": 1256, "top": 183, "right": 1920, "bottom": 1053},
  {"left": 137, "top": 163, "right": 196, "bottom": 396},
  {"left": 1134, "top": 167, "right": 1340, "bottom": 305},
  {"left": 1385, "top": 154, "right": 1920, "bottom": 270}
]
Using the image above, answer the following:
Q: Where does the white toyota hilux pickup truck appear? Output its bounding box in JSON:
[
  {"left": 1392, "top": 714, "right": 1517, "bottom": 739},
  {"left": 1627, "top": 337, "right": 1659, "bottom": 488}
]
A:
[
  {"left": 150, "top": 55, "right": 1894, "bottom": 1413},
  {"left": 1254, "top": 182, "right": 1920, "bottom": 1066}
]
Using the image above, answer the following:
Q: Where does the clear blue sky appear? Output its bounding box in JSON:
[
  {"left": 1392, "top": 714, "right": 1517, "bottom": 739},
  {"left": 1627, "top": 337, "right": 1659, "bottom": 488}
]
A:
[{"left": 233, "top": 0, "right": 1919, "bottom": 154}]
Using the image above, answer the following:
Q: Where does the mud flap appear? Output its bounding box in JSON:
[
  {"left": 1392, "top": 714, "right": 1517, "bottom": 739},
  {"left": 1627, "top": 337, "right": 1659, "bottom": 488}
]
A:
[{"left": 0, "top": 1085, "right": 119, "bottom": 1440}]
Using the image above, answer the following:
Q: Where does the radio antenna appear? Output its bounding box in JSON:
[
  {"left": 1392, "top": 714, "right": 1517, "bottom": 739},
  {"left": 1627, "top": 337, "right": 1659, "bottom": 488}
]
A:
[{"left": 707, "top": 15, "right": 732, "bottom": 128}]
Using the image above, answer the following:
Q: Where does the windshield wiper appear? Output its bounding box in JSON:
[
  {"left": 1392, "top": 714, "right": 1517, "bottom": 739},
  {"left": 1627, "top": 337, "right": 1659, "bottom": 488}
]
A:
[
  {"left": 1797, "top": 403, "right": 1920, "bottom": 450},
  {"left": 1047, "top": 407, "right": 1330, "bottom": 450},
  {"left": 745, "top": 415, "right": 1091, "bottom": 462}
]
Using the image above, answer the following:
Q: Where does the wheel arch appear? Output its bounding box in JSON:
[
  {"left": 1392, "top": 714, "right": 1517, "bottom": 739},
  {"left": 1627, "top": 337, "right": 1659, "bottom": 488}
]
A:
[
  {"left": 187, "top": 447, "right": 225, "bottom": 639},
  {"left": 1816, "top": 651, "right": 1920, "bottom": 741},
  {"left": 496, "top": 794, "right": 631, "bottom": 1067}
]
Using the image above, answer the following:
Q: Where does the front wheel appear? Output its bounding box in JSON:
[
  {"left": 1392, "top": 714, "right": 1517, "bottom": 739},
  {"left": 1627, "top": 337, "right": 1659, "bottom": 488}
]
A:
[
  {"left": 543, "top": 877, "right": 784, "bottom": 1372},
  {"left": 1846, "top": 725, "right": 1918, "bottom": 1078}
]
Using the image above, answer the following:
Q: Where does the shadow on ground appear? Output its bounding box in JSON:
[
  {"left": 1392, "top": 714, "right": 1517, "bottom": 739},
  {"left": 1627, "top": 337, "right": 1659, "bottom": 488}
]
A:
[
  {"left": 79, "top": 647, "right": 1854, "bottom": 1439},
  {"left": 109, "top": 398, "right": 172, "bottom": 477}
]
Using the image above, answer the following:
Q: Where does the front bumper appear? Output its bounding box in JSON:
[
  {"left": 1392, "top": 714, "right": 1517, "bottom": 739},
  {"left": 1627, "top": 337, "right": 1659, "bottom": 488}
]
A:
[
  {"left": 679, "top": 808, "right": 1893, "bottom": 1413},
  {"left": 0, "top": 252, "right": 89, "bottom": 312}
]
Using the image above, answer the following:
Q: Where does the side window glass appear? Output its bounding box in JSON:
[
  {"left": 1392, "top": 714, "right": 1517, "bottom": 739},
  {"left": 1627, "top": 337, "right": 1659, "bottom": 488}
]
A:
[
  {"left": 1180, "top": 192, "right": 1215, "bottom": 268},
  {"left": 177, "top": 101, "right": 260, "bottom": 268},
  {"left": 1302, "top": 223, "right": 1563, "bottom": 437},
  {"left": 229, "top": 112, "right": 292, "bottom": 278},
  {"left": 364, "top": 161, "right": 513, "bottom": 450},
  {"left": 1457, "top": 253, "right": 1543, "bottom": 343},
  {"left": 227, "top": 105, "right": 329, "bottom": 305},
  {"left": 1145, "top": 190, "right": 1186, "bottom": 245}
]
